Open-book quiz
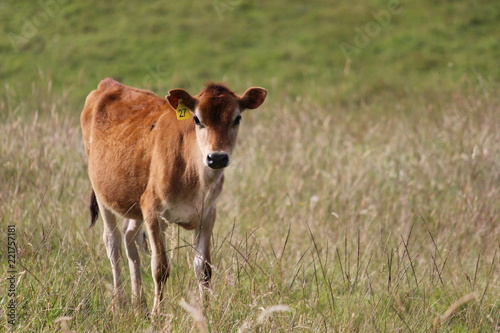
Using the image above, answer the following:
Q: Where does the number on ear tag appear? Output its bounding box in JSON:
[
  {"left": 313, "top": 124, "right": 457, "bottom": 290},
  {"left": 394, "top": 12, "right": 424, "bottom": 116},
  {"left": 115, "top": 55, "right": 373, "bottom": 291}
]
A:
[{"left": 175, "top": 99, "right": 192, "bottom": 120}]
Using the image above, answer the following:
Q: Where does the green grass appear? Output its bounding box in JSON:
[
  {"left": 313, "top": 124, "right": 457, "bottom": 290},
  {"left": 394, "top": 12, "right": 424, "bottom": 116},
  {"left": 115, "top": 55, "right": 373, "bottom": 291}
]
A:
[
  {"left": 1, "top": 0, "right": 499, "bottom": 331},
  {"left": 1, "top": 0, "right": 499, "bottom": 105}
]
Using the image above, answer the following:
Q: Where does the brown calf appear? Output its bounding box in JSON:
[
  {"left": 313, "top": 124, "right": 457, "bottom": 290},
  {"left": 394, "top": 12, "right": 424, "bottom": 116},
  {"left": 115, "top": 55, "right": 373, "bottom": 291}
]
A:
[{"left": 81, "top": 78, "right": 267, "bottom": 315}]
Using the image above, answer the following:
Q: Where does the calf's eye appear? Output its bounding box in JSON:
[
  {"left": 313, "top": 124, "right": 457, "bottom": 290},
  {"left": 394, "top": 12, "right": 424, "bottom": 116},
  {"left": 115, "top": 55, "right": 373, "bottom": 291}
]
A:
[
  {"left": 194, "top": 116, "right": 202, "bottom": 126},
  {"left": 234, "top": 115, "right": 242, "bottom": 126}
]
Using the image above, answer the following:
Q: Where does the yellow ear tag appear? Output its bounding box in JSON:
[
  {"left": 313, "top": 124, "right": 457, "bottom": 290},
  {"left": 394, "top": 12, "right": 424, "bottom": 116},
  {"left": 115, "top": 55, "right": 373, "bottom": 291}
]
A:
[{"left": 175, "top": 99, "right": 192, "bottom": 120}]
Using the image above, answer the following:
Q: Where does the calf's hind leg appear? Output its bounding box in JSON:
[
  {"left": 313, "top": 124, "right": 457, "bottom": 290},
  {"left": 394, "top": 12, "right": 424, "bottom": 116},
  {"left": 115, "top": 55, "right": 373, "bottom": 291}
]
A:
[
  {"left": 123, "top": 219, "right": 147, "bottom": 313},
  {"left": 98, "top": 200, "right": 125, "bottom": 309}
]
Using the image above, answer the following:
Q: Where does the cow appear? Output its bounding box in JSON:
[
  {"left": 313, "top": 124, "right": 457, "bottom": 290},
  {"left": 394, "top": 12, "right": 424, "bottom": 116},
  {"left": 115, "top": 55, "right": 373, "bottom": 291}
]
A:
[{"left": 80, "top": 78, "right": 267, "bottom": 315}]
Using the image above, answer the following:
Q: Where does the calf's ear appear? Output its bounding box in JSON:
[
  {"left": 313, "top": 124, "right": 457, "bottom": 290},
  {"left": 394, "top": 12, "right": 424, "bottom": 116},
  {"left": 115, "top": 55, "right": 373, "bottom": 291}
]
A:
[
  {"left": 166, "top": 89, "right": 197, "bottom": 111},
  {"left": 239, "top": 87, "right": 267, "bottom": 111}
]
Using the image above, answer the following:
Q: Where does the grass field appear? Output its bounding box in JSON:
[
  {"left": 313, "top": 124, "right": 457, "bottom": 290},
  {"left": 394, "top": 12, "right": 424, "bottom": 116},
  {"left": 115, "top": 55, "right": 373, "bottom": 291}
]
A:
[{"left": 1, "top": 0, "right": 499, "bottom": 332}]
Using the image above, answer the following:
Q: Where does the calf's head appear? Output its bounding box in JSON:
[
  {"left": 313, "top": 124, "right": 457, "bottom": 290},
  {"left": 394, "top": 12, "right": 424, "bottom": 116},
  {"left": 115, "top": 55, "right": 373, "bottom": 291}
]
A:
[{"left": 167, "top": 84, "right": 267, "bottom": 169}]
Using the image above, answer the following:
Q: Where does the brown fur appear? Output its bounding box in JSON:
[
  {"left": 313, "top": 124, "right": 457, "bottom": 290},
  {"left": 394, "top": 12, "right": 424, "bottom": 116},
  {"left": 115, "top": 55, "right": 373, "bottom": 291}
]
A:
[{"left": 81, "top": 78, "right": 267, "bottom": 315}]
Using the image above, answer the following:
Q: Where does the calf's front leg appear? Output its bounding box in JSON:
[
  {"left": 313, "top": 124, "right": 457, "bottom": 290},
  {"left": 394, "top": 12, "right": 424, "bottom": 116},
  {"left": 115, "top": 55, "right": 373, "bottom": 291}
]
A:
[
  {"left": 144, "top": 213, "right": 170, "bottom": 316},
  {"left": 194, "top": 206, "right": 216, "bottom": 289}
]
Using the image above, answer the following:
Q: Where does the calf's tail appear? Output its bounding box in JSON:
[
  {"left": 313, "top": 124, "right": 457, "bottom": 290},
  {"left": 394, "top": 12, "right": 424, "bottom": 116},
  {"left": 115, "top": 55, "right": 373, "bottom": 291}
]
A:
[{"left": 90, "top": 189, "right": 99, "bottom": 228}]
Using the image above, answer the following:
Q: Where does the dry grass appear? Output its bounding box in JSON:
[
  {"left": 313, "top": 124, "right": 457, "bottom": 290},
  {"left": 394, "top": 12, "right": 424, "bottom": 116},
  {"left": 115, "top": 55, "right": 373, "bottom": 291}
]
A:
[{"left": 0, "top": 82, "right": 498, "bottom": 332}]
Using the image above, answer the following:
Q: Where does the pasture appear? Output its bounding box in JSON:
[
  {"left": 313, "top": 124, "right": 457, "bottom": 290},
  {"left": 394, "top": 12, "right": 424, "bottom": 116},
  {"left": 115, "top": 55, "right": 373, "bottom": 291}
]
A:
[{"left": 1, "top": 0, "right": 499, "bottom": 331}]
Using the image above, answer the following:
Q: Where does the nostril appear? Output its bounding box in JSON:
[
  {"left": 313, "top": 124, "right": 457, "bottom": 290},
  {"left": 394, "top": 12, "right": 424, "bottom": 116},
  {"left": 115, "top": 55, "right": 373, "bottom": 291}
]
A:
[{"left": 207, "top": 153, "right": 229, "bottom": 169}]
